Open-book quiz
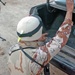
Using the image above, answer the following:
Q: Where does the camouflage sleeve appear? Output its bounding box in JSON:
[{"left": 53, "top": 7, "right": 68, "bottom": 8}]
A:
[{"left": 30, "top": 19, "right": 73, "bottom": 75}]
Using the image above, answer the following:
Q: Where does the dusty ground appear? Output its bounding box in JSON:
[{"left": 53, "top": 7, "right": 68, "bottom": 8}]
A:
[{"left": 0, "top": 0, "right": 45, "bottom": 75}]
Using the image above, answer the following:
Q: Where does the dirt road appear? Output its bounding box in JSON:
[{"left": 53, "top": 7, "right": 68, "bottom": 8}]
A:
[{"left": 0, "top": 0, "right": 45, "bottom": 75}]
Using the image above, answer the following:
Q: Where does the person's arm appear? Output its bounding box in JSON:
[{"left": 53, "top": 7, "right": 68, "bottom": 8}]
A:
[{"left": 30, "top": 0, "right": 74, "bottom": 75}]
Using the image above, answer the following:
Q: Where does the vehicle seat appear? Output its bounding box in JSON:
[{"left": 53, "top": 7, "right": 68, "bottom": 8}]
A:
[{"left": 46, "top": 14, "right": 64, "bottom": 37}]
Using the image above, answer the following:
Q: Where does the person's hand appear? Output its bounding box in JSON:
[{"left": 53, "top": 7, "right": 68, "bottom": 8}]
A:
[
  {"left": 66, "top": 0, "right": 74, "bottom": 13},
  {"left": 38, "top": 33, "right": 48, "bottom": 41}
]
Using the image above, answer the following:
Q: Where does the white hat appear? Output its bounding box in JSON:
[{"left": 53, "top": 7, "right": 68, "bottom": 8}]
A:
[{"left": 17, "top": 16, "right": 43, "bottom": 41}]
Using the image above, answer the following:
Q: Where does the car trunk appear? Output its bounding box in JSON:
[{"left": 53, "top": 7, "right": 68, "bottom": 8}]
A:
[{"left": 29, "top": 3, "right": 75, "bottom": 75}]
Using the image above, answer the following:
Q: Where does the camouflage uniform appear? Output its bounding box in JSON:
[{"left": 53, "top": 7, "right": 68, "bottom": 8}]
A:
[{"left": 8, "top": 19, "right": 73, "bottom": 75}]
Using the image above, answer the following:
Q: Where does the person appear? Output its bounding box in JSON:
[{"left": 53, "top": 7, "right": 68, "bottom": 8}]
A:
[{"left": 8, "top": 0, "right": 74, "bottom": 75}]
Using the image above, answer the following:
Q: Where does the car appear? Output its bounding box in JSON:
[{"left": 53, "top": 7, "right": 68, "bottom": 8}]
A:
[{"left": 29, "top": 0, "right": 75, "bottom": 75}]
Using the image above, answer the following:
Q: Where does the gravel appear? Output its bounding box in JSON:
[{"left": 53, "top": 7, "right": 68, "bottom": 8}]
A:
[{"left": 0, "top": 0, "right": 45, "bottom": 75}]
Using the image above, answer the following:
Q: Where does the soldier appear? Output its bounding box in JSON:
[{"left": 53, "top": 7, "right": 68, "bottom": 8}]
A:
[{"left": 8, "top": 0, "right": 74, "bottom": 75}]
